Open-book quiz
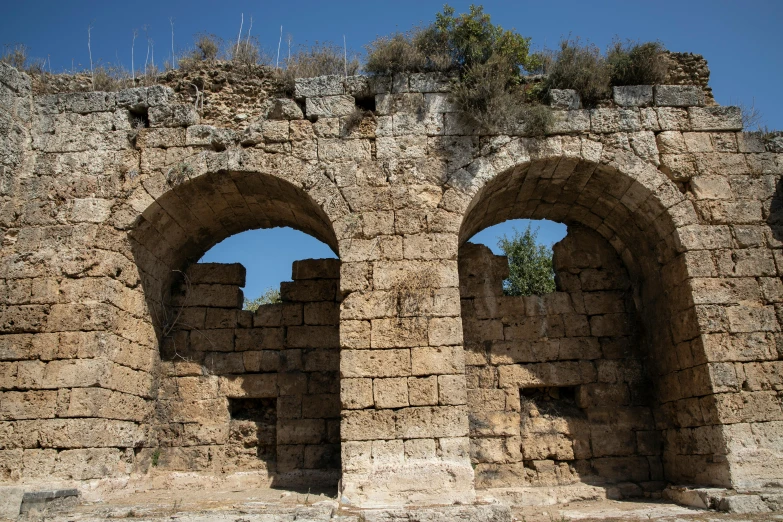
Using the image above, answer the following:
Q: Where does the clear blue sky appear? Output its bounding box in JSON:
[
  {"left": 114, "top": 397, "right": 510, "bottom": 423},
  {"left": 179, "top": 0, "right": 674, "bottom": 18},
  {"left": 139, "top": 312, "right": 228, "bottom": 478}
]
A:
[{"left": 3, "top": 1, "right": 778, "bottom": 298}]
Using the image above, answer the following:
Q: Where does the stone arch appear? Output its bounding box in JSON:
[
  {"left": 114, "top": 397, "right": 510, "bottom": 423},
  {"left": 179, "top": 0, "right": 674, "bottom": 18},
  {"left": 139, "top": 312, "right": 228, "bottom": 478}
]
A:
[
  {"left": 127, "top": 167, "right": 344, "bottom": 487},
  {"left": 451, "top": 137, "right": 730, "bottom": 488}
]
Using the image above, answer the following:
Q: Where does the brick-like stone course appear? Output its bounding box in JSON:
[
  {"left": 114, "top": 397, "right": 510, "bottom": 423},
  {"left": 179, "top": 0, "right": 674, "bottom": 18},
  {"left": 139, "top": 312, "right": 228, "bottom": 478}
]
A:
[
  {"left": 460, "top": 230, "right": 662, "bottom": 490},
  {"left": 1, "top": 60, "right": 782, "bottom": 507}
]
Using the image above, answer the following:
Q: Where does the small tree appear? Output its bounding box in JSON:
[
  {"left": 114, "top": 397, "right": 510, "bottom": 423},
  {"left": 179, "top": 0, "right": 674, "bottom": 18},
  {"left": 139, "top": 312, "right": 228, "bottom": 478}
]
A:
[
  {"left": 243, "top": 287, "right": 281, "bottom": 311},
  {"left": 498, "top": 226, "right": 555, "bottom": 296}
]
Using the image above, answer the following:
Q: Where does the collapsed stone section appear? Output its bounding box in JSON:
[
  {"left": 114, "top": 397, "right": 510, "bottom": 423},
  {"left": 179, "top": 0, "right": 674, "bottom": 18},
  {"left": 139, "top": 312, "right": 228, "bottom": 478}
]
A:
[
  {"left": 461, "top": 227, "right": 662, "bottom": 496},
  {"left": 155, "top": 259, "right": 341, "bottom": 485}
]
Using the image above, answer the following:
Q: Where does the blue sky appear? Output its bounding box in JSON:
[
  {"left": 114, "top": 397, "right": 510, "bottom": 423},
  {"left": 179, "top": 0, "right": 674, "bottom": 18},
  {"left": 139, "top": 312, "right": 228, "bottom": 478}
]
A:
[{"left": 3, "top": 1, "right": 778, "bottom": 298}]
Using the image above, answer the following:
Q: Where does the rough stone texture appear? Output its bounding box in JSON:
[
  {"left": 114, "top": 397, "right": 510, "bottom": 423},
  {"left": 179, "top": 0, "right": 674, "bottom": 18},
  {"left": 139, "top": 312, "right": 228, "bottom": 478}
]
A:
[
  {"left": 0, "top": 63, "right": 782, "bottom": 509},
  {"left": 461, "top": 230, "right": 661, "bottom": 490}
]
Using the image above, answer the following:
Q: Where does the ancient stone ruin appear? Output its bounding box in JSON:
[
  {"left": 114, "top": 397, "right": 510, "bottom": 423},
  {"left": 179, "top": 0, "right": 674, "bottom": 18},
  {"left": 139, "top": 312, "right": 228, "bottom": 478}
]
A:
[{"left": 1, "top": 54, "right": 782, "bottom": 513}]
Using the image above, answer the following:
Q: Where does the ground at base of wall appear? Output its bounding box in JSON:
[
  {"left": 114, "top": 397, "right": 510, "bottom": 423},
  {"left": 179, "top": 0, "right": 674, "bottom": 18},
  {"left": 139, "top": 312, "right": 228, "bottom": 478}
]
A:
[{"left": 3, "top": 483, "right": 783, "bottom": 522}]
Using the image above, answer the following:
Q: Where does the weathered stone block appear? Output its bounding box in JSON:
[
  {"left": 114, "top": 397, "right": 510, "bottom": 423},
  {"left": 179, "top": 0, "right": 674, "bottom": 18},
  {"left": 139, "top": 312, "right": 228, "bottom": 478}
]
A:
[
  {"left": 373, "top": 377, "right": 409, "bottom": 408},
  {"left": 688, "top": 107, "right": 743, "bottom": 131},
  {"left": 148, "top": 104, "right": 199, "bottom": 128},
  {"left": 294, "top": 75, "right": 344, "bottom": 98},
  {"left": 341, "top": 348, "right": 411, "bottom": 378},
  {"left": 613, "top": 86, "right": 653, "bottom": 107},
  {"left": 655, "top": 85, "right": 705, "bottom": 107},
  {"left": 306, "top": 95, "right": 356, "bottom": 118}
]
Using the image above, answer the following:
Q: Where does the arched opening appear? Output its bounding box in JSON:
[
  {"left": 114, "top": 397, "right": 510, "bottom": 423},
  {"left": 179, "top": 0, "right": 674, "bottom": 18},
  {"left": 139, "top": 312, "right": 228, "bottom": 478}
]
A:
[
  {"left": 457, "top": 153, "right": 726, "bottom": 497},
  {"left": 128, "top": 169, "right": 341, "bottom": 490}
]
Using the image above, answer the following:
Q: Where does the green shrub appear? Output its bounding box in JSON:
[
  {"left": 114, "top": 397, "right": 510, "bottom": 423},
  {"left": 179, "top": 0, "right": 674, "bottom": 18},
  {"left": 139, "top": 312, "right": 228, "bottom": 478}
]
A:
[
  {"left": 365, "top": 5, "right": 538, "bottom": 77},
  {"left": 543, "top": 38, "right": 610, "bottom": 107},
  {"left": 608, "top": 40, "right": 667, "bottom": 86},
  {"left": 367, "top": 5, "right": 540, "bottom": 132}
]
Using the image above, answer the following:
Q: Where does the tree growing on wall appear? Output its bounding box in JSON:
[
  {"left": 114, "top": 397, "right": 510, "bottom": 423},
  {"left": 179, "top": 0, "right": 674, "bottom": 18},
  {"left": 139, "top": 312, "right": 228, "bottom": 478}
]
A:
[{"left": 498, "top": 226, "right": 556, "bottom": 296}]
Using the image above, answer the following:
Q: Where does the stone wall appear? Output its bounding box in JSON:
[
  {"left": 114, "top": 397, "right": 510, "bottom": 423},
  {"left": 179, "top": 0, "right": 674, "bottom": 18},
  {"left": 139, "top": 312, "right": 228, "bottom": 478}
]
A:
[
  {"left": 1, "top": 57, "right": 782, "bottom": 507},
  {"left": 155, "top": 259, "right": 341, "bottom": 484},
  {"left": 663, "top": 51, "right": 714, "bottom": 104},
  {"left": 460, "top": 229, "right": 662, "bottom": 495}
]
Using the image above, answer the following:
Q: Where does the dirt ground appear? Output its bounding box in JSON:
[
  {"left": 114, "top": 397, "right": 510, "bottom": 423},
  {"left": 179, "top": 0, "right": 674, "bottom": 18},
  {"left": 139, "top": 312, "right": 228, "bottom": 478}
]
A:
[{"left": 7, "top": 480, "right": 783, "bottom": 521}]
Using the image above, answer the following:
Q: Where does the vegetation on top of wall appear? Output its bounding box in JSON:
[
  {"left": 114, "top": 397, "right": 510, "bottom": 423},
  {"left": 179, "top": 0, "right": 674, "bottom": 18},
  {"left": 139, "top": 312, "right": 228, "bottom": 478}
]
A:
[
  {"left": 607, "top": 40, "right": 667, "bottom": 86},
  {"left": 498, "top": 226, "right": 556, "bottom": 296},
  {"left": 243, "top": 288, "right": 282, "bottom": 311},
  {"left": 366, "top": 5, "right": 548, "bottom": 133},
  {"left": 540, "top": 39, "right": 611, "bottom": 108},
  {"left": 539, "top": 38, "right": 668, "bottom": 107}
]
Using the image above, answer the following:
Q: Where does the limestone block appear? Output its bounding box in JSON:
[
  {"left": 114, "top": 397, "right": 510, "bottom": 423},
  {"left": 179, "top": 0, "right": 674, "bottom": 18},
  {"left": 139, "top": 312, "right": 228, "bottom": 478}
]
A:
[
  {"left": 373, "top": 377, "right": 409, "bottom": 408},
  {"left": 655, "top": 107, "right": 691, "bottom": 131},
  {"left": 467, "top": 389, "right": 506, "bottom": 412},
  {"left": 317, "top": 137, "right": 372, "bottom": 163},
  {"left": 409, "top": 72, "right": 452, "bottom": 93},
  {"left": 403, "top": 233, "right": 458, "bottom": 260},
  {"left": 498, "top": 361, "right": 596, "bottom": 388},
  {"left": 340, "top": 320, "right": 371, "bottom": 349},
  {"left": 69, "top": 197, "right": 113, "bottom": 223},
  {"left": 371, "top": 317, "right": 428, "bottom": 348},
  {"left": 520, "top": 432, "right": 574, "bottom": 461},
  {"left": 294, "top": 75, "right": 344, "bottom": 98},
  {"left": 60, "top": 91, "right": 117, "bottom": 113},
  {"left": 613, "top": 86, "right": 653, "bottom": 107},
  {"left": 280, "top": 279, "right": 337, "bottom": 302},
  {"left": 590, "top": 108, "right": 641, "bottom": 133},
  {"left": 64, "top": 388, "right": 150, "bottom": 422},
  {"left": 408, "top": 376, "right": 438, "bottom": 406},
  {"left": 277, "top": 418, "right": 326, "bottom": 445},
  {"left": 341, "top": 348, "right": 411, "bottom": 378},
  {"left": 655, "top": 85, "right": 705, "bottom": 107},
  {"left": 172, "top": 376, "right": 219, "bottom": 400},
  {"left": 261, "top": 98, "right": 304, "bottom": 120},
  {"left": 411, "top": 346, "right": 465, "bottom": 376},
  {"left": 145, "top": 85, "right": 171, "bottom": 106},
  {"left": 437, "top": 374, "right": 466, "bottom": 406},
  {"left": 342, "top": 440, "right": 372, "bottom": 471},
  {"left": 0, "top": 391, "right": 58, "bottom": 420},
  {"left": 306, "top": 95, "right": 356, "bottom": 118},
  {"left": 185, "top": 125, "right": 237, "bottom": 149},
  {"left": 188, "top": 328, "right": 235, "bottom": 352},
  {"left": 0, "top": 62, "right": 31, "bottom": 94},
  {"left": 688, "top": 107, "right": 742, "bottom": 131},
  {"left": 395, "top": 405, "right": 469, "bottom": 438},
  {"left": 204, "top": 352, "right": 244, "bottom": 374},
  {"left": 287, "top": 325, "right": 339, "bottom": 349},
  {"left": 148, "top": 104, "right": 199, "bottom": 128},
  {"left": 471, "top": 436, "right": 522, "bottom": 463},
  {"left": 341, "top": 378, "right": 374, "bottom": 409},
  {"left": 55, "top": 448, "right": 125, "bottom": 480},
  {"left": 549, "top": 89, "right": 581, "bottom": 110},
  {"left": 470, "top": 411, "right": 521, "bottom": 437},
  {"left": 342, "top": 409, "right": 397, "bottom": 440},
  {"left": 37, "top": 418, "right": 145, "bottom": 448},
  {"left": 404, "top": 438, "right": 436, "bottom": 460},
  {"left": 549, "top": 110, "right": 591, "bottom": 134},
  {"left": 218, "top": 374, "right": 277, "bottom": 398},
  {"left": 292, "top": 258, "right": 340, "bottom": 280},
  {"left": 177, "top": 284, "right": 242, "bottom": 308},
  {"left": 428, "top": 317, "right": 462, "bottom": 346},
  {"left": 254, "top": 302, "right": 302, "bottom": 327}
]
